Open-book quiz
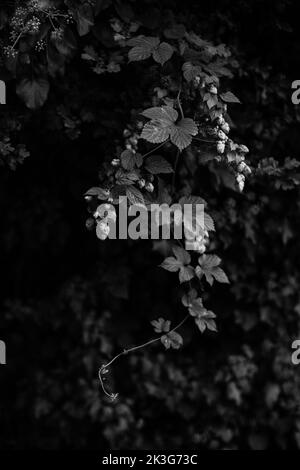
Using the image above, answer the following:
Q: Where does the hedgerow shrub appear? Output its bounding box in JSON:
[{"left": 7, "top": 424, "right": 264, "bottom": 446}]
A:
[{"left": 1, "top": 0, "right": 300, "bottom": 450}]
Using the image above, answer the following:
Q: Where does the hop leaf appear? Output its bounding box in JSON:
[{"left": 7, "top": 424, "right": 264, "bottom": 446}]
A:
[
  {"left": 220, "top": 91, "right": 241, "bottom": 103},
  {"left": 160, "top": 256, "right": 183, "bottom": 272},
  {"left": 181, "top": 290, "right": 216, "bottom": 330},
  {"left": 172, "top": 246, "right": 191, "bottom": 265},
  {"left": 151, "top": 317, "right": 171, "bottom": 333},
  {"left": 204, "top": 212, "right": 215, "bottom": 231},
  {"left": 152, "top": 42, "right": 174, "bottom": 65},
  {"left": 141, "top": 106, "right": 198, "bottom": 151},
  {"left": 181, "top": 289, "right": 198, "bottom": 307},
  {"left": 151, "top": 318, "right": 183, "bottom": 349},
  {"left": 186, "top": 297, "right": 206, "bottom": 317},
  {"left": 128, "top": 36, "right": 173, "bottom": 65},
  {"left": 212, "top": 267, "right": 230, "bottom": 283},
  {"left": 84, "top": 187, "right": 109, "bottom": 200},
  {"left": 141, "top": 106, "right": 178, "bottom": 122},
  {"left": 141, "top": 122, "right": 171, "bottom": 144},
  {"left": 182, "top": 62, "right": 202, "bottom": 82},
  {"left": 120, "top": 150, "right": 136, "bottom": 171},
  {"left": 16, "top": 77, "right": 49, "bottom": 110},
  {"left": 76, "top": 3, "right": 94, "bottom": 36},
  {"left": 126, "top": 186, "right": 145, "bottom": 205},
  {"left": 197, "top": 254, "right": 230, "bottom": 286},
  {"left": 179, "top": 266, "right": 195, "bottom": 283},
  {"left": 164, "top": 24, "right": 186, "bottom": 39},
  {"left": 161, "top": 331, "right": 183, "bottom": 349},
  {"left": 116, "top": 169, "right": 140, "bottom": 185},
  {"left": 128, "top": 36, "right": 160, "bottom": 62},
  {"left": 195, "top": 310, "right": 217, "bottom": 333},
  {"left": 169, "top": 118, "right": 198, "bottom": 151},
  {"left": 160, "top": 246, "right": 194, "bottom": 284},
  {"left": 145, "top": 155, "right": 174, "bottom": 174},
  {"left": 200, "top": 254, "right": 222, "bottom": 269}
]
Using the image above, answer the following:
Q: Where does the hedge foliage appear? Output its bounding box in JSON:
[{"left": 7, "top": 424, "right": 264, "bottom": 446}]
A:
[{"left": 1, "top": 0, "right": 300, "bottom": 450}]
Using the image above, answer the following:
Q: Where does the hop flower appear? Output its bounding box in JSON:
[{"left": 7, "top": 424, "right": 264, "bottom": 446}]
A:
[
  {"left": 193, "top": 76, "right": 201, "bottom": 86},
  {"left": 107, "top": 62, "right": 121, "bottom": 73},
  {"left": 237, "top": 161, "right": 247, "bottom": 172},
  {"left": 236, "top": 174, "right": 245, "bottom": 192},
  {"left": 221, "top": 122, "right": 230, "bottom": 134},
  {"left": 217, "top": 141, "right": 226, "bottom": 154},
  {"left": 100, "top": 203, "right": 117, "bottom": 223},
  {"left": 217, "top": 115, "right": 225, "bottom": 126},
  {"left": 129, "top": 137, "right": 138, "bottom": 146},
  {"left": 238, "top": 161, "right": 251, "bottom": 175},
  {"left": 110, "top": 18, "right": 123, "bottom": 33},
  {"left": 204, "top": 237, "right": 210, "bottom": 247},
  {"left": 145, "top": 182, "right": 154, "bottom": 193},
  {"left": 111, "top": 158, "right": 120, "bottom": 167},
  {"left": 238, "top": 144, "right": 249, "bottom": 154},
  {"left": 123, "top": 129, "right": 131, "bottom": 138},
  {"left": 188, "top": 229, "right": 209, "bottom": 252},
  {"left": 244, "top": 165, "right": 251, "bottom": 175},
  {"left": 217, "top": 130, "right": 228, "bottom": 141},
  {"left": 114, "top": 33, "right": 126, "bottom": 42},
  {"left": 209, "top": 85, "right": 218, "bottom": 95},
  {"left": 238, "top": 181, "right": 244, "bottom": 192},
  {"left": 197, "top": 245, "right": 206, "bottom": 254},
  {"left": 207, "top": 127, "right": 219, "bottom": 137},
  {"left": 96, "top": 221, "right": 110, "bottom": 240},
  {"left": 138, "top": 178, "right": 146, "bottom": 189},
  {"left": 193, "top": 240, "right": 206, "bottom": 253}
]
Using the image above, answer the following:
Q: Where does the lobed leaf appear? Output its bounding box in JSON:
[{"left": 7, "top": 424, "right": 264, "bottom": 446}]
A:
[
  {"left": 152, "top": 42, "right": 174, "bottom": 65},
  {"left": 220, "top": 91, "right": 241, "bottom": 103},
  {"left": 145, "top": 155, "right": 174, "bottom": 174}
]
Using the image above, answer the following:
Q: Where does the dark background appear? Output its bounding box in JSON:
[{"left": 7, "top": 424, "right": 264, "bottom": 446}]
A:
[{"left": 1, "top": 0, "right": 300, "bottom": 450}]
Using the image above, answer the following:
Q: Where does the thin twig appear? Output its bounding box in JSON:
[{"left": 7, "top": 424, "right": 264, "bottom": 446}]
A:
[
  {"left": 141, "top": 140, "right": 167, "bottom": 159},
  {"left": 48, "top": 15, "right": 57, "bottom": 31},
  {"left": 11, "top": 30, "right": 23, "bottom": 49},
  {"left": 193, "top": 137, "right": 217, "bottom": 144},
  {"left": 40, "top": 9, "right": 70, "bottom": 19},
  {"left": 103, "top": 337, "right": 160, "bottom": 370},
  {"left": 99, "top": 314, "right": 190, "bottom": 400},
  {"left": 177, "top": 85, "right": 184, "bottom": 120},
  {"left": 172, "top": 149, "right": 181, "bottom": 192}
]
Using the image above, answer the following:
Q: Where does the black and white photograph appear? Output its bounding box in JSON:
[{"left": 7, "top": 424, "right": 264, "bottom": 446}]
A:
[{"left": 1, "top": 0, "right": 300, "bottom": 456}]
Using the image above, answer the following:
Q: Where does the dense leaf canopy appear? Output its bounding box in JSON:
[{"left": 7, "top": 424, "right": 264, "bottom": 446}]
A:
[{"left": 1, "top": 0, "right": 300, "bottom": 450}]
